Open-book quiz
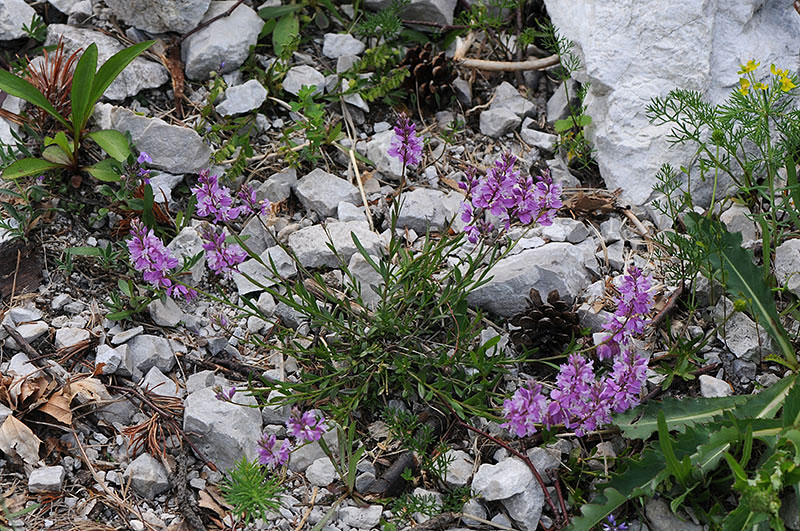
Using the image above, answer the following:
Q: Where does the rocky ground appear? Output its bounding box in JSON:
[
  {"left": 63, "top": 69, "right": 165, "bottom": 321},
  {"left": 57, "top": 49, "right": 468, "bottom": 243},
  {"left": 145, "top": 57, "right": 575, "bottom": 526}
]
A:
[{"left": 1, "top": 1, "right": 799, "bottom": 531}]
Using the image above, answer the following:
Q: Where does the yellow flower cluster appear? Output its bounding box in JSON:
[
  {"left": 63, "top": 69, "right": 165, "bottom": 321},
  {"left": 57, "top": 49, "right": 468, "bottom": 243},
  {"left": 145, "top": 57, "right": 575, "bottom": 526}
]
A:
[{"left": 737, "top": 60, "right": 796, "bottom": 96}]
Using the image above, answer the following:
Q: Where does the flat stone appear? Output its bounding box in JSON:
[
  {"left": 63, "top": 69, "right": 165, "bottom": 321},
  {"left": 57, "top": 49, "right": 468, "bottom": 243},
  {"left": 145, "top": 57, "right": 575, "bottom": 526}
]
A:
[
  {"left": 305, "top": 457, "right": 338, "bottom": 486},
  {"left": 289, "top": 429, "right": 339, "bottom": 473},
  {"left": 232, "top": 245, "right": 296, "bottom": 296},
  {"left": 294, "top": 169, "right": 360, "bottom": 218},
  {"left": 44, "top": 25, "right": 168, "bottom": 101},
  {"left": 521, "top": 128, "right": 558, "bottom": 152},
  {"left": 541, "top": 218, "right": 590, "bottom": 243},
  {"left": 257, "top": 168, "right": 297, "bottom": 203},
  {"left": 183, "top": 387, "right": 263, "bottom": 471},
  {"left": 337, "top": 505, "right": 384, "bottom": 530},
  {"left": 111, "top": 326, "right": 144, "bottom": 345},
  {"left": 14, "top": 321, "right": 49, "bottom": 344},
  {"left": 104, "top": 0, "right": 210, "bottom": 33},
  {"left": 181, "top": 1, "right": 264, "bottom": 80},
  {"left": 288, "top": 221, "right": 384, "bottom": 269},
  {"left": 124, "top": 453, "right": 170, "bottom": 500},
  {"left": 480, "top": 107, "right": 521, "bottom": 138},
  {"left": 720, "top": 203, "right": 758, "bottom": 246},
  {"left": 699, "top": 374, "right": 732, "bottom": 398},
  {"left": 94, "top": 104, "right": 211, "bottom": 174},
  {"left": 141, "top": 366, "right": 184, "bottom": 398},
  {"left": 148, "top": 297, "right": 183, "bottom": 327},
  {"left": 54, "top": 328, "right": 89, "bottom": 349},
  {"left": 283, "top": 65, "right": 325, "bottom": 97},
  {"left": 396, "top": 188, "right": 448, "bottom": 234},
  {"left": 28, "top": 466, "right": 65, "bottom": 493},
  {"left": 322, "top": 33, "right": 366, "bottom": 58},
  {"left": 217, "top": 79, "right": 268, "bottom": 116},
  {"left": 8, "top": 305, "right": 43, "bottom": 323},
  {"left": 526, "top": 447, "right": 560, "bottom": 484},
  {"left": 472, "top": 458, "right": 533, "bottom": 501}
]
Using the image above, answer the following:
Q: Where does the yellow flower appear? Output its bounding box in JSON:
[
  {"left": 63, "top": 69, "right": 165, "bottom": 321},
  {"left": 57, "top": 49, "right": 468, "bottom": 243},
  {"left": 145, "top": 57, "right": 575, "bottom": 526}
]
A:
[
  {"left": 771, "top": 64, "right": 787, "bottom": 77},
  {"left": 754, "top": 82, "right": 768, "bottom": 90},
  {"left": 738, "top": 59, "right": 760, "bottom": 74},
  {"left": 780, "top": 76, "right": 797, "bottom": 92},
  {"left": 739, "top": 77, "right": 751, "bottom": 95}
]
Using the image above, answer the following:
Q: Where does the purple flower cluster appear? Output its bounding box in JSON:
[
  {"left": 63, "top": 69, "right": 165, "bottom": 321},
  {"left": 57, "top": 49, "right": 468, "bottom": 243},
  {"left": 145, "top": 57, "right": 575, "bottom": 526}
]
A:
[
  {"left": 191, "top": 170, "right": 245, "bottom": 223},
  {"left": 387, "top": 113, "right": 423, "bottom": 168},
  {"left": 459, "top": 153, "right": 563, "bottom": 242},
  {"left": 237, "top": 184, "right": 271, "bottom": 216},
  {"left": 603, "top": 515, "right": 629, "bottom": 531},
  {"left": 215, "top": 386, "right": 236, "bottom": 401},
  {"left": 501, "top": 267, "right": 654, "bottom": 436},
  {"left": 256, "top": 409, "right": 329, "bottom": 468},
  {"left": 201, "top": 228, "right": 247, "bottom": 278},
  {"left": 127, "top": 219, "right": 195, "bottom": 300}
]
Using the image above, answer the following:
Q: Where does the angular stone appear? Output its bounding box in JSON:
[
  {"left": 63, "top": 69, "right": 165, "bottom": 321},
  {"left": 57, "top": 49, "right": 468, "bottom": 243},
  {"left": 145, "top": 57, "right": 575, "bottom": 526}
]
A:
[
  {"left": 776, "top": 239, "right": 800, "bottom": 299},
  {"left": 95, "top": 344, "right": 123, "bottom": 375},
  {"left": 396, "top": 188, "right": 448, "bottom": 234},
  {"left": 288, "top": 221, "right": 384, "bottom": 269},
  {"left": 28, "top": 466, "right": 65, "bottom": 493},
  {"left": 8, "top": 305, "right": 43, "bottom": 323},
  {"left": 323, "top": 33, "right": 366, "bottom": 58},
  {"left": 124, "top": 453, "right": 170, "bottom": 500},
  {"left": 13, "top": 322, "right": 49, "bottom": 344},
  {"left": 104, "top": 0, "right": 210, "bottom": 33},
  {"left": 366, "top": 0, "right": 456, "bottom": 25},
  {"left": 0, "top": 0, "right": 37, "bottom": 41},
  {"left": 337, "top": 505, "right": 384, "bottom": 530},
  {"left": 166, "top": 226, "right": 206, "bottom": 285},
  {"left": 44, "top": 25, "right": 168, "bottom": 101},
  {"left": 347, "top": 253, "right": 383, "bottom": 309},
  {"left": 141, "top": 366, "right": 184, "bottom": 398},
  {"left": 444, "top": 449, "right": 473, "bottom": 487},
  {"left": 306, "top": 457, "right": 337, "bottom": 486},
  {"left": 148, "top": 297, "right": 183, "bottom": 327},
  {"left": 216, "top": 79, "right": 268, "bottom": 116},
  {"left": 467, "top": 243, "right": 593, "bottom": 317},
  {"left": 282, "top": 65, "right": 325, "bottom": 97},
  {"left": 491, "top": 82, "right": 535, "bottom": 118},
  {"left": 521, "top": 128, "right": 558, "bottom": 152},
  {"left": 294, "top": 168, "right": 360, "bottom": 218},
  {"left": 123, "top": 334, "right": 184, "bottom": 380},
  {"left": 289, "top": 429, "right": 339, "bottom": 473},
  {"left": 720, "top": 203, "right": 758, "bottom": 246},
  {"left": 54, "top": 327, "right": 89, "bottom": 349},
  {"left": 366, "top": 130, "right": 404, "bottom": 180},
  {"left": 472, "top": 458, "right": 532, "bottom": 501},
  {"left": 257, "top": 168, "right": 297, "bottom": 203},
  {"left": 94, "top": 104, "right": 211, "bottom": 174},
  {"left": 181, "top": 1, "right": 264, "bottom": 80},
  {"left": 501, "top": 479, "right": 545, "bottom": 531},
  {"left": 232, "top": 245, "right": 296, "bottom": 296},
  {"left": 644, "top": 498, "right": 703, "bottom": 531},
  {"left": 699, "top": 374, "right": 732, "bottom": 398},
  {"left": 712, "top": 297, "right": 773, "bottom": 362},
  {"left": 541, "top": 218, "right": 590, "bottom": 243},
  {"left": 184, "top": 387, "right": 263, "bottom": 471},
  {"left": 480, "top": 107, "right": 521, "bottom": 138}
]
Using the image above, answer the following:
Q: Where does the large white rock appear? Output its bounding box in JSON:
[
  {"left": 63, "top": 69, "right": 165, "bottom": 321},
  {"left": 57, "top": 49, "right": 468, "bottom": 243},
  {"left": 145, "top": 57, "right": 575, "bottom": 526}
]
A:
[
  {"left": 544, "top": 0, "right": 800, "bottom": 207},
  {"left": 0, "top": 0, "right": 36, "bottom": 41},
  {"left": 288, "top": 221, "right": 384, "bottom": 268},
  {"left": 104, "top": 0, "right": 210, "bottom": 33},
  {"left": 472, "top": 458, "right": 532, "bottom": 501}
]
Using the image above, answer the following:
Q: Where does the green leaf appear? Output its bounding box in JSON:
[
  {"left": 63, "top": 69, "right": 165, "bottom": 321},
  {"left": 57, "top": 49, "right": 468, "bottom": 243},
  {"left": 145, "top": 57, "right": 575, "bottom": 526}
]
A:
[
  {"left": 67, "top": 246, "right": 103, "bottom": 257},
  {"left": 577, "top": 114, "right": 592, "bottom": 127},
  {"left": 118, "top": 279, "right": 132, "bottom": 297},
  {"left": 554, "top": 117, "right": 575, "bottom": 133},
  {"left": 258, "top": 4, "right": 303, "bottom": 19},
  {"left": 87, "top": 130, "right": 130, "bottom": 161},
  {"left": 658, "top": 411, "right": 689, "bottom": 486},
  {"left": 42, "top": 145, "right": 73, "bottom": 165},
  {"left": 784, "top": 374, "right": 800, "bottom": 428},
  {"left": 273, "top": 14, "right": 299, "bottom": 57},
  {"left": 85, "top": 159, "right": 121, "bottom": 182},
  {"left": 566, "top": 487, "right": 628, "bottom": 531},
  {"left": 0, "top": 70, "right": 69, "bottom": 128},
  {"left": 47, "top": 131, "right": 74, "bottom": 159},
  {"left": 2, "top": 158, "right": 64, "bottom": 180},
  {"left": 71, "top": 43, "right": 98, "bottom": 134},
  {"left": 106, "top": 310, "right": 135, "bottom": 321},
  {"left": 684, "top": 213, "right": 795, "bottom": 365},
  {"left": 89, "top": 41, "right": 154, "bottom": 107}
]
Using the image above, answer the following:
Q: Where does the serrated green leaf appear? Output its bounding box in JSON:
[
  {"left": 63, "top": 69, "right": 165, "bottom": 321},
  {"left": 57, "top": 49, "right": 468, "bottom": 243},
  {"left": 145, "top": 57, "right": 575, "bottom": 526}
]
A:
[
  {"left": 87, "top": 130, "right": 130, "bottom": 161},
  {"left": 2, "top": 158, "right": 64, "bottom": 180},
  {"left": 273, "top": 14, "right": 299, "bottom": 57}
]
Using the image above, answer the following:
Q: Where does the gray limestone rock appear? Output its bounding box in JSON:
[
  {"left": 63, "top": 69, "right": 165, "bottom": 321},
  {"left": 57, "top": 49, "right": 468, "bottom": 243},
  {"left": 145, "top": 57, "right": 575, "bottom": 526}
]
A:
[
  {"left": 444, "top": 449, "right": 473, "bottom": 487},
  {"left": 306, "top": 457, "right": 338, "bottom": 486},
  {"left": 346, "top": 253, "right": 384, "bottom": 309},
  {"left": 94, "top": 104, "right": 211, "bottom": 174},
  {"left": 720, "top": 202, "right": 758, "bottom": 247},
  {"left": 148, "top": 297, "right": 183, "bottom": 327},
  {"left": 257, "top": 168, "right": 297, "bottom": 203},
  {"left": 541, "top": 218, "right": 590, "bottom": 243},
  {"left": 104, "top": 0, "right": 210, "bottom": 33},
  {"left": 364, "top": 0, "right": 456, "bottom": 25},
  {"left": 124, "top": 453, "right": 170, "bottom": 500},
  {"left": 44, "top": 25, "right": 168, "bottom": 101},
  {"left": 294, "top": 169, "right": 360, "bottom": 218},
  {"left": 181, "top": 1, "right": 264, "bottom": 80},
  {"left": 501, "top": 479, "right": 545, "bottom": 531},
  {"left": 712, "top": 297, "right": 773, "bottom": 363},
  {"left": 776, "top": 239, "right": 800, "bottom": 298},
  {"left": 282, "top": 65, "right": 325, "bottom": 97},
  {"left": 479, "top": 107, "right": 521, "bottom": 138},
  {"left": 216, "top": 79, "right": 268, "bottom": 116},
  {"left": 141, "top": 366, "right": 184, "bottom": 398},
  {"left": 699, "top": 374, "right": 732, "bottom": 398},
  {"left": 123, "top": 334, "right": 184, "bottom": 380},
  {"left": 366, "top": 130, "right": 404, "bottom": 180},
  {"left": 337, "top": 505, "right": 384, "bottom": 530},
  {"left": 644, "top": 498, "right": 703, "bottom": 531},
  {"left": 288, "top": 221, "right": 384, "bottom": 269},
  {"left": 491, "top": 82, "right": 535, "bottom": 118},
  {"left": 396, "top": 188, "right": 448, "bottom": 234},
  {"left": 54, "top": 327, "right": 89, "bottom": 349},
  {"left": 183, "top": 387, "right": 263, "bottom": 471},
  {"left": 28, "top": 466, "right": 65, "bottom": 493},
  {"left": 232, "top": 245, "right": 296, "bottom": 296},
  {"left": 322, "top": 33, "right": 366, "bottom": 58},
  {"left": 95, "top": 344, "right": 124, "bottom": 375},
  {"left": 0, "top": 0, "right": 37, "bottom": 41},
  {"left": 472, "top": 458, "right": 533, "bottom": 501}
]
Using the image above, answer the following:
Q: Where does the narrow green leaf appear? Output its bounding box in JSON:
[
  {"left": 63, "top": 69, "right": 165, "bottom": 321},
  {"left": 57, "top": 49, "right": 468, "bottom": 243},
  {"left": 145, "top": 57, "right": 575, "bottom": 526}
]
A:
[
  {"left": 0, "top": 70, "right": 69, "bottom": 128},
  {"left": 71, "top": 43, "right": 98, "bottom": 133},
  {"left": 87, "top": 130, "right": 130, "bottom": 161},
  {"left": 273, "top": 14, "right": 299, "bottom": 56},
  {"left": 106, "top": 310, "right": 134, "bottom": 321},
  {"left": 785, "top": 380, "right": 800, "bottom": 427},
  {"left": 85, "top": 159, "right": 121, "bottom": 182},
  {"left": 658, "top": 412, "right": 687, "bottom": 486},
  {"left": 67, "top": 246, "right": 103, "bottom": 257},
  {"left": 258, "top": 4, "right": 303, "bottom": 19},
  {"left": 89, "top": 41, "right": 154, "bottom": 106},
  {"left": 2, "top": 158, "right": 64, "bottom": 180}
]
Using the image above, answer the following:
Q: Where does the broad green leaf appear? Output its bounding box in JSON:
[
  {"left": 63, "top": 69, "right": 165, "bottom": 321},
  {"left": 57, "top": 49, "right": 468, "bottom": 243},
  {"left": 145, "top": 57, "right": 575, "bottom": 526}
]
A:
[
  {"left": 2, "top": 158, "right": 64, "bottom": 180},
  {"left": 577, "top": 114, "right": 592, "bottom": 127},
  {"left": 71, "top": 43, "right": 98, "bottom": 133},
  {"left": 273, "top": 14, "right": 299, "bottom": 57},
  {"left": 42, "top": 145, "right": 73, "bottom": 165},
  {"left": 258, "top": 4, "right": 303, "bottom": 19},
  {"left": 0, "top": 70, "right": 69, "bottom": 128},
  {"left": 684, "top": 213, "right": 795, "bottom": 365},
  {"left": 566, "top": 487, "right": 628, "bottom": 531},
  {"left": 87, "top": 130, "right": 130, "bottom": 161},
  {"left": 117, "top": 279, "right": 132, "bottom": 297},
  {"left": 89, "top": 41, "right": 154, "bottom": 107},
  {"left": 85, "top": 159, "right": 121, "bottom": 182},
  {"left": 554, "top": 118, "right": 574, "bottom": 133},
  {"left": 46, "top": 131, "right": 74, "bottom": 159}
]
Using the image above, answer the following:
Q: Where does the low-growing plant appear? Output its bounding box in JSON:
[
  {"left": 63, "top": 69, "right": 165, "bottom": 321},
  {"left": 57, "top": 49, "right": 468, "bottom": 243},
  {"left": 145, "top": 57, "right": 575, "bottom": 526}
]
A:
[
  {"left": 280, "top": 85, "right": 342, "bottom": 166},
  {"left": 0, "top": 40, "right": 154, "bottom": 185}
]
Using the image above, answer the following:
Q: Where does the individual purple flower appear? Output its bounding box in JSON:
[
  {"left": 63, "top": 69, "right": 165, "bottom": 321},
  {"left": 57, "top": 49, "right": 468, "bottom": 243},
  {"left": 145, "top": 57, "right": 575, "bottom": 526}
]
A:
[
  {"left": 191, "top": 170, "right": 243, "bottom": 223},
  {"left": 387, "top": 113, "right": 423, "bottom": 168},
  {"left": 286, "top": 409, "right": 327, "bottom": 443},
  {"left": 500, "top": 382, "right": 548, "bottom": 437},
  {"left": 215, "top": 386, "right": 236, "bottom": 401},
  {"left": 201, "top": 228, "right": 247, "bottom": 278},
  {"left": 257, "top": 434, "right": 291, "bottom": 468},
  {"left": 603, "top": 515, "right": 629, "bottom": 531},
  {"left": 237, "top": 184, "right": 271, "bottom": 216},
  {"left": 137, "top": 151, "right": 152, "bottom": 164}
]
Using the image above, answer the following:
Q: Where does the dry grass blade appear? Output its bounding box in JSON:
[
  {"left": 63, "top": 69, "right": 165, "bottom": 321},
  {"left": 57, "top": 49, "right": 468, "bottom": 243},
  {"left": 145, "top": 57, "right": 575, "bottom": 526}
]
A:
[
  {"left": 121, "top": 389, "right": 184, "bottom": 460},
  {"left": 23, "top": 38, "right": 79, "bottom": 135}
]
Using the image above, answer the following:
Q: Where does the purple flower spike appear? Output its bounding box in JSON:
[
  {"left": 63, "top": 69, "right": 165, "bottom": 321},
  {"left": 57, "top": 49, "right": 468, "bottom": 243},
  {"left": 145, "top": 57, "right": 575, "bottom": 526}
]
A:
[
  {"left": 201, "top": 228, "right": 247, "bottom": 278},
  {"left": 191, "top": 170, "right": 244, "bottom": 223},
  {"left": 257, "top": 434, "right": 291, "bottom": 468},
  {"left": 286, "top": 409, "right": 327, "bottom": 443},
  {"left": 387, "top": 113, "right": 423, "bottom": 168},
  {"left": 137, "top": 151, "right": 152, "bottom": 164},
  {"left": 238, "top": 184, "right": 271, "bottom": 216},
  {"left": 500, "top": 382, "right": 547, "bottom": 437}
]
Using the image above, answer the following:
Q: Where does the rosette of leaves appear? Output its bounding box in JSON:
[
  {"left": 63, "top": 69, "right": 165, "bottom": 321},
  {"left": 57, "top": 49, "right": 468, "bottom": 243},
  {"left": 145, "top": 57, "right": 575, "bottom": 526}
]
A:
[
  {"left": 509, "top": 289, "right": 581, "bottom": 355},
  {"left": 0, "top": 40, "right": 154, "bottom": 186},
  {"left": 399, "top": 42, "right": 457, "bottom": 110}
]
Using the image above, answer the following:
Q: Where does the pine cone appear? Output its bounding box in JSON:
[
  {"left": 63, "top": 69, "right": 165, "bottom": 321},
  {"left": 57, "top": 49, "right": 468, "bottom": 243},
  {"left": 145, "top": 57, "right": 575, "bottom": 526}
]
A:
[
  {"left": 399, "top": 42, "right": 457, "bottom": 110},
  {"left": 509, "top": 289, "right": 581, "bottom": 355}
]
